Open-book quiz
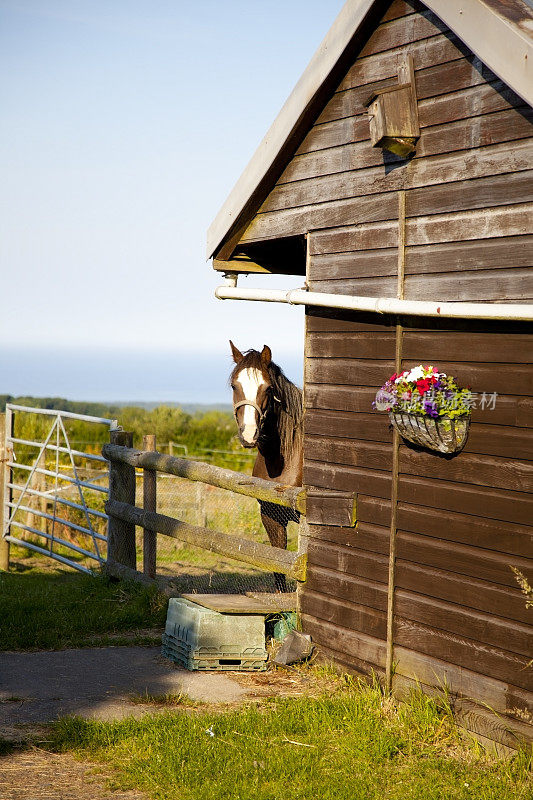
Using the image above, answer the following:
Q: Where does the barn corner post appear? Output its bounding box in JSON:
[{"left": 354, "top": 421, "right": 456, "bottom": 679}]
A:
[
  {"left": 0, "top": 411, "right": 11, "bottom": 572},
  {"left": 295, "top": 233, "right": 311, "bottom": 622},
  {"left": 296, "top": 512, "right": 309, "bottom": 622},
  {"left": 106, "top": 429, "right": 137, "bottom": 572},
  {"left": 385, "top": 190, "right": 407, "bottom": 694},
  {"left": 142, "top": 434, "right": 157, "bottom": 579}
]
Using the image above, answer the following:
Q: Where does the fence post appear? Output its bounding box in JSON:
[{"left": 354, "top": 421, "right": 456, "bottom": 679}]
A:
[
  {"left": 142, "top": 434, "right": 157, "bottom": 579},
  {"left": 107, "top": 430, "right": 136, "bottom": 570},
  {"left": 0, "top": 413, "right": 10, "bottom": 571},
  {"left": 296, "top": 516, "right": 309, "bottom": 621}
]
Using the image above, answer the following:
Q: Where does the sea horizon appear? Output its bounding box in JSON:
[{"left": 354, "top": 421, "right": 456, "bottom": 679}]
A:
[{"left": 0, "top": 345, "right": 304, "bottom": 405}]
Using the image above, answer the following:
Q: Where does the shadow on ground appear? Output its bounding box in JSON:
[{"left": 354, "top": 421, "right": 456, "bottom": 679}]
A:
[{"left": 0, "top": 646, "right": 246, "bottom": 736}]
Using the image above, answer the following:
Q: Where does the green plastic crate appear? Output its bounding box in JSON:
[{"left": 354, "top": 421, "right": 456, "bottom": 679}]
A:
[{"left": 162, "top": 597, "right": 268, "bottom": 672}]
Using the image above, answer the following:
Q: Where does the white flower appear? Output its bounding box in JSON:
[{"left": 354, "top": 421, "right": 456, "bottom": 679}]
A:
[
  {"left": 396, "top": 365, "right": 424, "bottom": 382},
  {"left": 395, "top": 365, "right": 446, "bottom": 384}
]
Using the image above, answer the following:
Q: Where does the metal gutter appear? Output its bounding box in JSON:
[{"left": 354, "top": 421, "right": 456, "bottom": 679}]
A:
[{"left": 215, "top": 280, "right": 533, "bottom": 321}]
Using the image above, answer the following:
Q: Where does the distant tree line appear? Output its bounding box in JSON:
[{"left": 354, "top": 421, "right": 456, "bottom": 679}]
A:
[
  {"left": 0, "top": 395, "right": 121, "bottom": 418},
  {"left": 1, "top": 396, "right": 243, "bottom": 462}
]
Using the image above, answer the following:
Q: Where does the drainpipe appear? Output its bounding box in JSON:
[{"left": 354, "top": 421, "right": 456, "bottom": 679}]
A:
[{"left": 215, "top": 279, "right": 533, "bottom": 322}]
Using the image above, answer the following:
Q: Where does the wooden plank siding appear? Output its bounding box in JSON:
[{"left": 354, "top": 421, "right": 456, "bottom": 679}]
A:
[
  {"left": 227, "top": 0, "right": 533, "bottom": 737},
  {"left": 302, "top": 308, "right": 533, "bottom": 709}
]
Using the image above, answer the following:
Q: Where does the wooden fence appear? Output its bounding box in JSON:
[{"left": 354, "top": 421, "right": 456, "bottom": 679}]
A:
[{"left": 102, "top": 431, "right": 308, "bottom": 590}]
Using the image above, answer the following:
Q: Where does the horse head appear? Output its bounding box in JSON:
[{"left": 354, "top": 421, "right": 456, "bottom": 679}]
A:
[{"left": 229, "top": 340, "right": 280, "bottom": 448}]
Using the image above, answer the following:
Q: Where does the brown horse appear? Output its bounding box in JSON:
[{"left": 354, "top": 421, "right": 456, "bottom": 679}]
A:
[{"left": 229, "top": 341, "right": 303, "bottom": 591}]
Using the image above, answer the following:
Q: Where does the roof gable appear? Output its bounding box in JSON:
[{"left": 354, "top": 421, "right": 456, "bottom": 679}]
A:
[{"left": 207, "top": 0, "right": 533, "bottom": 261}]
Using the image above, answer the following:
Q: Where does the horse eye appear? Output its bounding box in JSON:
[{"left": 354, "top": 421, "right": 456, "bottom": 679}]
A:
[{"left": 231, "top": 384, "right": 236, "bottom": 391}]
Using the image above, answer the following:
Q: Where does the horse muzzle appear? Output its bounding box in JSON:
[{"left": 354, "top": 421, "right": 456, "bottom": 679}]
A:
[
  {"left": 238, "top": 424, "right": 259, "bottom": 448},
  {"left": 234, "top": 399, "right": 266, "bottom": 448}
]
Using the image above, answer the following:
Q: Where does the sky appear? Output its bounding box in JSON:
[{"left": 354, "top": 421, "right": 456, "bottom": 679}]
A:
[{"left": 0, "top": 0, "right": 346, "bottom": 402}]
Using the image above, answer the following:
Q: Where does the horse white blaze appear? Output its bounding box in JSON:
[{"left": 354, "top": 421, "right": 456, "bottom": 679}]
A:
[{"left": 238, "top": 367, "right": 265, "bottom": 444}]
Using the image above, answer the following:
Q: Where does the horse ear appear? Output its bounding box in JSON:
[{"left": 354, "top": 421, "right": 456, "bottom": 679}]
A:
[
  {"left": 261, "top": 345, "right": 272, "bottom": 366},
  {"left": 229, "top": 340, "right": 243, "bottom": 363}
]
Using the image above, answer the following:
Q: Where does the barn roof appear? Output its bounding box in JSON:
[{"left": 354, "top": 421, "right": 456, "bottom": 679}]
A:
[{"left": 207, "top": 0, "right": 533, "bottom": 261}]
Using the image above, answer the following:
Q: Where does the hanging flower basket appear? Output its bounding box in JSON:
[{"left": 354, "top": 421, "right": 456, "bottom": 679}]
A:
[
  {"left": 388, "top": 411, "right": 470, "bottom": 454},
  {"left": 374, "top": 365, "right": 472, "bottom": 455}
]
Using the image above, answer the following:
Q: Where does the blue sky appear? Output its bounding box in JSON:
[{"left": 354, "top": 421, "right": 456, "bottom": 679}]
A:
[{"left": 0, "top": 0, "right": 346, "bottom": 401}]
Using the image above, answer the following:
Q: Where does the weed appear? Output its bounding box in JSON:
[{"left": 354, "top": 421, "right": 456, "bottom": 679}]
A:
[
  {"left": 128, "top": 692, "right": 198, "bottom": 708},
  {"left": 512, "top": 567, "right": 533, "bottom": 610},
  {"left": 0, "top": 695, "right": 28, "bottom": 703},
  {"left": 0, "top": 738, "right": 22, "bottom": 756}
]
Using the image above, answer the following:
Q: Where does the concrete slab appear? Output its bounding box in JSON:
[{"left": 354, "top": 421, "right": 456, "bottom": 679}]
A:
[{"left": 0, "top": 647, "right": 246, "bottom": 732}]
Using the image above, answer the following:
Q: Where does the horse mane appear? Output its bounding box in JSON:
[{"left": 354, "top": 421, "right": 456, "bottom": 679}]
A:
[{"left": 230, "top": 349, "right": 303, "bottom": 460}]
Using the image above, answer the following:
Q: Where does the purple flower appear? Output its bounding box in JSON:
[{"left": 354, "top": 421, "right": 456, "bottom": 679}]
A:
[
  {"left": 423, "top": 400, "right": 439, "bottom": 419},
  {"left": 374, "top": 388, "right": 395, "bottom": 411}
]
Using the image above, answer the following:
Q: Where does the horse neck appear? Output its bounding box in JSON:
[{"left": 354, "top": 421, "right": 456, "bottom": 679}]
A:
[
  {"left": 257, "top": 409, "right": 282, "bottom": 462},
  {"left": 256, "top": 402, "right": 302, "bottom": 483}
]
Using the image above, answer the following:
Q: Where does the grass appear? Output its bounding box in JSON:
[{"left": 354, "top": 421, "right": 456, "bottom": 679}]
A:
[
  {"left": 0, "top": 563, "right": 167, "bottom": 650},
  {"left": 46, "top": 677, "right": 532, "bottom": 800},
  {"left": 128, "top": 691, "right": 199, "bottom": 708},
  {"left": 0, "top": 738, "right": 22, "bottom": 756}
]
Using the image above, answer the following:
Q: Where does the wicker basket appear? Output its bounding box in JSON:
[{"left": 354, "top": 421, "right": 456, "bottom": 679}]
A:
[{"left": 389, "top": 412, "right": 470, "bottom": 454}]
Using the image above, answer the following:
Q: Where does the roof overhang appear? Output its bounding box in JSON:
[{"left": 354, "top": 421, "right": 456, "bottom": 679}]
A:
[{"left": 207, "top": 0, "right": 533, "bottom": 262}]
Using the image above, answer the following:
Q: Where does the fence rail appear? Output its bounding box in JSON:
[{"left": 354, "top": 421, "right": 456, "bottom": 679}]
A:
[
  {"left": 102, "top": 444, "right": 306, "bottom": 513},
  {"left": 106, "top": 499, "right": 306, "bottom": 581},
  {"left": 104, "top": 438, "right": 308, "bottom": 587}
]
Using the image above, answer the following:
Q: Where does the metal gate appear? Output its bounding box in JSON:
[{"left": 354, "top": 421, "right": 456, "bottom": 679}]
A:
[{"left": 2, "top": 404, "right": 118, "bottom": 574}]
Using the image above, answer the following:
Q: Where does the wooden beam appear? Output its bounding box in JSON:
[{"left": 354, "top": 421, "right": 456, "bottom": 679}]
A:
[
  {"left": 142, "top": 434, "right": 157, "bottom": 579},
  {"left": 305, "top": 488, "right": 357, "bottom": 527},
  {"left": 106, "top": 431, "right": 136, "bottom": 571},
  {"left": 105, "top": 499, "right": 307, "bottom": 582},
  {"left": 181, "top": 593, "right": 297, "bottom": 613},
  {"left": 213, "top": 258, "right": 271, "bottom": 275},
  {"left": 102, "top": 444, "right": 306, "bottom": 514},
  {"left": 385, "top": 189, "right": 406, "bottom": 694}
]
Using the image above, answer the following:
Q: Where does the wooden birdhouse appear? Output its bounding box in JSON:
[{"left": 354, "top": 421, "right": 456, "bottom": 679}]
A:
[{"left": 365, "top": 55, "right": 420, "bottom": 157}]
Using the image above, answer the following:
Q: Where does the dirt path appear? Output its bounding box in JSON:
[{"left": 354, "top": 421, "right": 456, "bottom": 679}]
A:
[{"left": 0, "top": 746, "right": 145, "bottom": 800}]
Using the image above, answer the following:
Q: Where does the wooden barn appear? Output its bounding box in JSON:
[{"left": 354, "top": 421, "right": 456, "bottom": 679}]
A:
[{"left": 207, "top": 0, "right": 533, "bottom": 750}]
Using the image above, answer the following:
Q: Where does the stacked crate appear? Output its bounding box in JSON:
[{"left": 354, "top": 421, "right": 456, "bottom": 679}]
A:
[{"left": 162, "top": 597, "right": 268, "bottom": 671}]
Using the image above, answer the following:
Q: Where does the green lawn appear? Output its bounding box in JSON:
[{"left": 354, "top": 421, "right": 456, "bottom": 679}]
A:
[
  {"left": 0, "top": 563, "right": 167, "bottom": 650},
  {"left": 48, "top": 679, "right": 532, "bottom": 800}
]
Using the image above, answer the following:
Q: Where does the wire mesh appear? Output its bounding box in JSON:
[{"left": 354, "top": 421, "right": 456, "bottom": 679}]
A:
[{"left": 147, "top": 473, "right": 298, "bottom": 601}]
